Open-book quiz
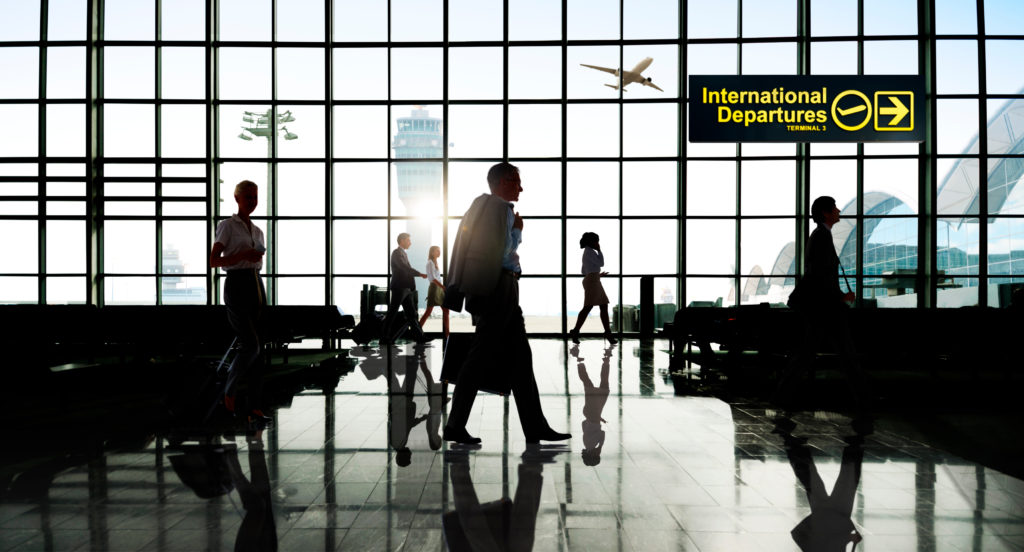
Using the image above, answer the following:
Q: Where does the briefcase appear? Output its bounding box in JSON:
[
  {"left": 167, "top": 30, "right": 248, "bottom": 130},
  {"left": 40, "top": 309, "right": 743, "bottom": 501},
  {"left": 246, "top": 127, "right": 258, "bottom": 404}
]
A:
[{"left": 440, "top": 333, "right": 511, "bottom": 396}]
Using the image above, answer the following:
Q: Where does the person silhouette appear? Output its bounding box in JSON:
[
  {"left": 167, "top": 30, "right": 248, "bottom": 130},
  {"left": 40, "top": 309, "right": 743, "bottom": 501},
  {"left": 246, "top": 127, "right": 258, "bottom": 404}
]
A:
[
  {"left": 224, "top": 430, "right": 278, "bottom": 552},
  {"left": 209, "top": 180, "right": 270, "bottom": 425},
  {"left": 774, "top": 417, "right": 866, "bottom": 552},
  {"left": 382, "top": 233, "right": 428, "bottom": 344},
  {"left": 571, "top": 344, "right": 611, "bottom": 466},
  {"left": 388, "top": 347, "right": 442, "bottom": 466},
  {"left": 442, "top": 162, "right": 571, "bottom": 445},
  {"left": 777, "top": 195, "right": 868, "bottom": 412},
  {"left": 418, "top": 245, "right": 450, "bottom": 337},
  {"left": 568, "top": 232, "right": 616, "bottom": 345}
]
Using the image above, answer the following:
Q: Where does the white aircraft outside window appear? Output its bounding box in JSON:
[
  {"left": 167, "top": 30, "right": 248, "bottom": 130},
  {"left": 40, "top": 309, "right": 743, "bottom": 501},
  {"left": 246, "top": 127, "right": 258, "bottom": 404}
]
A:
[{"left": 580, "top": 57, "right": 664, "bottom": 92}]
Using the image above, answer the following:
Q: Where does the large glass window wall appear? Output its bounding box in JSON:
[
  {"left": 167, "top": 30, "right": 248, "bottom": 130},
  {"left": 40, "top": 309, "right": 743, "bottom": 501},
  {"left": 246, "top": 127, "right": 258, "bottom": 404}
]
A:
[{"left": 2, "top": 0, "right": 1023, "bottom": 325}]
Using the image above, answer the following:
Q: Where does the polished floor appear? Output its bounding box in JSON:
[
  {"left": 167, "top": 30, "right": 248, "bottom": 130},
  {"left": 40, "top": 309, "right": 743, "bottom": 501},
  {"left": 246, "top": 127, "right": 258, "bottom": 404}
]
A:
[{"left": 2, "top": 339, "right": 1024, "bottom": 551}]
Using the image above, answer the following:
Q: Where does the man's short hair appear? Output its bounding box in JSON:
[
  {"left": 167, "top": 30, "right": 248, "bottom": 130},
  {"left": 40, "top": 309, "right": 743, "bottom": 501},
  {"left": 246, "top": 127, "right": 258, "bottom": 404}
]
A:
[
  {"left": 487, "top": 162, "right": 519, "bottom": 192},
  {"left": 810, "top": 196, "right": 836, "bottom": 224},
  {"left": 396, "top": 232, "right": 410, "bottom": 244},
  {"left": 234, "top": 180, "right": 257, "bottom": 196}
]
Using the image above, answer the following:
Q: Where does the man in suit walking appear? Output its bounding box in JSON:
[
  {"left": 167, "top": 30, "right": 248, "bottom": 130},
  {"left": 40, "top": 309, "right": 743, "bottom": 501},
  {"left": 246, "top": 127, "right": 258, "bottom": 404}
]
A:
[
  {"left": 442, "top": 162, "right": 571, "bottom": 445},
  {"left": 383, "top": 232, "right": 427, "bottom": 344}
]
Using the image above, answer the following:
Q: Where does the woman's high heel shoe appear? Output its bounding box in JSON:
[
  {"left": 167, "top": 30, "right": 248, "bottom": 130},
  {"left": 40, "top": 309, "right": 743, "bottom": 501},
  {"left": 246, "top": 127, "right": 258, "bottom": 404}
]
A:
[
  {"left": 569, "top": 329, "right": 580, "bottom": 344},
  {"left": 604, "top": 333, "right": 617, "bottom": 345}
]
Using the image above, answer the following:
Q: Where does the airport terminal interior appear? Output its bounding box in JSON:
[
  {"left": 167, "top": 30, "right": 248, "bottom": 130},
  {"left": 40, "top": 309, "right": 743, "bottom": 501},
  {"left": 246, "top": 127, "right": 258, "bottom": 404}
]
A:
[{"left": 2, "top": 0, "right": 1024, "bottom": 550}]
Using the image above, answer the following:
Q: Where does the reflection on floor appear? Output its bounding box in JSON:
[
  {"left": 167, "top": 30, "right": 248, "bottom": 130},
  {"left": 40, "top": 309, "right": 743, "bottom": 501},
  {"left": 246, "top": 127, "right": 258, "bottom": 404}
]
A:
[{"left": 2, "top": 339, "right": 1023, "bottom": 551}]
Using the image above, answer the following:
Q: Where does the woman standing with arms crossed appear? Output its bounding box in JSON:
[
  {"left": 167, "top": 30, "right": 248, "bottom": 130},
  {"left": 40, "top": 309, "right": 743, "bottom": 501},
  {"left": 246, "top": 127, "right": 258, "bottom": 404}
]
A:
[
  {"left": 569, "top": 232, "right": 616, "bottom": 344},
  {"left": 418, "top": 245, "right": 449, "bottom": 337},
  {"left": 209, "top": 180, "right": 271, "bottom": 425}
]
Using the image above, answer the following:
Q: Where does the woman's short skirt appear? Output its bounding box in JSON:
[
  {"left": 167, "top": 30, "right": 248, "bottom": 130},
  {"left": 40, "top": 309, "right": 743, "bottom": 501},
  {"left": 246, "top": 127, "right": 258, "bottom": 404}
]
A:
[
  {"left": 582, "top": 272, "right": 609, "bottom": 306},
  {"left": 426, "top": 282, "right": 446, "bottom": 307}
]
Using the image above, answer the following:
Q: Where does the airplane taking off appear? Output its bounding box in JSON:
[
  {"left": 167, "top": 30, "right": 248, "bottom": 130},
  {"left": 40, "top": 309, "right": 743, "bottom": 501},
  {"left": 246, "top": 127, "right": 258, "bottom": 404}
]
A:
[{"left": 580, "top": 57, "right": 664, "bottom": 92}]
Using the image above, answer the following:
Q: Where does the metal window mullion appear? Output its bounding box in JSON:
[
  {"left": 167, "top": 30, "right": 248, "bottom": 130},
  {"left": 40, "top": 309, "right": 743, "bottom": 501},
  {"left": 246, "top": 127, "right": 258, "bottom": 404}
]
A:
[
  {"left": 386, "top": 0, "right": 392, "bottom": 285},
  {"left": 155, "top": 0, "right": 163, "bottom": 305},
  {"left": 39, "top": 0, "right": 49, "bottom": 304},
  {"left": 617, "top": 0, "right": 624, "bottom": 330},
  {"left": 856, "top": 0, "right": 864, "bottom": 301},
  {"left": 502, "top": 0, "right": 508, "bottom": 161},
  {"left": 207, "top": 0, "right": 217, "bottom": 305},
  {"left": 794, "top": 0, "right": 810, "bottom": 299},
  {"left": 919, "top": 0, "right": 936, "bottom": 308},
  {"left": 325, "top": 0, "right": 334, "bottom": 307},
  {"left": 270, "top": 0, "right": 278, "bottom": 305},
  {"left": 560, "top": 0, "right": 568, "bottom": 335},
  {"left": 734, "top": 3, "right": 742, "bottom": 306},
  {"left": 441, "top": 0, "right": 451, "bottom": 311},
  {"left": 678, "top": 0, "right": 686, "bottom": 308},
  {"left": 976, "top": 1, "right": 988, "bottom": 304},
  {"left": 88, "top": 0, "right": 105, "bottom": 306}
]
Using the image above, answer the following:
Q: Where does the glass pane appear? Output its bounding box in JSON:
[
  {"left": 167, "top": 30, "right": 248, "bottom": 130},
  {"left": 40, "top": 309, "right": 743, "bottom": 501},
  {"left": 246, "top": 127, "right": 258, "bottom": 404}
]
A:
[
  {"left": 623, "top": 161, "right": 676, "bottom": 216},
  {"left": 936, "top": 157, "right": 978, "bottom": 216},
  {"left": 391, "top": 104, "right": 443, "bottom": 160},
  {"left": 391, "top": 48, "right": 442, "bottom": 101},
  {"left": 936, "top": 99, "right": 977, "bottom": 155},
  {"left": 334, "top": 276, "right": 388, "bottom": 320},
  {"left": 277, "top": 0, "right": 324, "bottom": 42},
  {"left": 936, "top": 0, "right": 977, "bottom": 34},
  {"left": 391, "top": 0, "right": 441, "bottom": 42},
  {"left": 0, "top": 220, "right": 37, "bottom": 273},
  {"left": 334, "top": 48, "right": 387, "bottom": 101},
  {"left": 740, "top": 160, "right": 795, "bottom": 216},
  {"left": 988, "top": 217, "right": 1024, "bottom": 277},
  {"left": 448, "top": 105, "right": 502, "bottom": 159},
  {"left": 335, "top": 0, "right": 387, "bottom": 41},
  {"left": 104, "top": 0, "right": 154, "bottom": 41},
  {"left": 105, "top": 277, "right": 156, "bottom": 305},
  {"left": 936, "top": 40, "right": 978, "bottom": 95},
  {"left": 990, "top": 157, "right": 1024, "bottom": 215},
  {"left": 864, "top": 41, "right": 918, "bottom": 74},
  {"left": 811, "top": 42, "right": 857, "bottom": 75},
  {"left": 334, "top": 162, "right": 387, "bottom": 216},
  {"left": 509, "top": 0, "right": 560, "bottom": 41},
  {"left": 518, "top": 277, "right": 561, "bottom": 330},
  {"left": 105, "top": 47, "right": 155, "bottom": 99},
  {"left": 0, "top": 277, "right": 38, "bottom": 304},
  {"left": 567, "top": 162, "right": 618, "bottom": 216},
  {"left": 810, "top": 160, "right": 857, "bottom": 216},
  {"left": 864, "top": 0, "right": 916, "bottom": 35},
  {"left": 161, "top": 47, "right": 205, "bottom": 99},
  {"left": 513, "top": 161, "right": 561, "bottom": 217},
  {"left": 624, "top": 0, "right": 678, "bottom": 40},
  {"left": 277, "top": 105, "right": 324, "bottom": 158},
  {"left": 623, "top": 219, "right": 676, "bottom": 274},
  {"left": 49, "top": 0, "right": 86, "bottom": 40},
  {"left": 219, "top": 0, "right": 270, "bottom": 41},
  {"left": 986, "top": 40, "right": 1024, "bottom": 95},
  {"left": 508, "top": 105, "right": 561, "bottom": 158},
  {"left": 449, "top": 0, "right": 501, "bottom": 41},
  {"left": 161, "top": 105, "right": 206, "bottom": 158},
  {"left": 161, "top": 221, "right": 207, "bottom": 303},
  {"left": 742, "top": 43, "right": 796, "bottom": 74},
  {"left": 46, "top": 104, "right": 85, "bottom": 157},
  {"left": 105, "top": 200, "right": 154, "bottom": 216},
  {"left": 47, "top": 201, "right": 85, "bottom": 215},
  {"left": 811, "top": 0, "right": 855, "bottom": 36},
  {"left": 161, "top": 0, "right": 205, "bottom": 40},
  {"left": 391, "top": 163, "right": 442, "bottom": 218},
  {"left": 568, "top": 0, "right": 619, "bottom": 40},
  {"left": 449, "top": 47, "right": 502, "bottom": 100},
  {"left": 509, "top": 47, "right": 561, "bottom": 99},
  {"left": 686, "top": 219, "right": 734, "bottom": 274},
  {"left": 334, "top": 220, "right": 388, "bottom": 274},
  {"left": 566, "top": 219, "right": 620, "bottom": 274},
  {"left": 988, "top": 278, "right": 1023, "bottom": 308},
  {"left": 162, "top": 202, "right": 204, "bottom": 216},
  {"left": 104, "top": 220, "right": 155, "bottom": 273},
  {"left": 984, "top": 0, "right": 1024, "bottom": 35},
  {"left": 278, "top": 162, "right": 325, "bottom": 216},
  {"left": 686, "top": 161, "right": 735, "bottom": 216},
  {"left": 278, "top": 277, "right": 325, "bottom": 305},
  {"left": 938, "top": 217, "right": 978, "bottom": 277},
  {"left": 568, "top": 104, "right": 619, "bottom": 158},
  {"left": 568, "top": 46, "right": 620, "bottom": 100},
  {"left": 219, "top": 48, "right": 271, "bottom": 100},
  {"left": 0, "top": 48, "right": 38, "bottom": 99},
  {"left": 277, "top": 48, "right": 325, "bottom": 101},
  {"left": 47, "top": 277, "right": 85, "bottom": 304},
  {"left": 104, "top": 104, "right": 154, "bottom": 157},
  {"left": 685, "top": 277, "right": 733, "bottom": 307},
  {"left": 517, "top": 219, "right": 561, "bottom": 275},
  {"left": 447, "top": 161, "right": 492, "bottom": 218},
  {"left": 46, "top": 47, "right": 85, "bottom": 99},
  {"left": 743, "top": 0, "right": 796, "bottom": 38},
  {"left": 689, "top": 0, "right": 736, "bottom": 39},
  {"left": 0, "top": 105, "right": 37, "bottom": 157},
  {"left": 278, "top": 220, "right": 325, "bottom": 274},
  {"left": 219, "top": 105, "right": 271, "bottom": 159},
  {"left": 623, "top": 103, "right": 677, "bottom": 158},
  {"left": 864, "top": 159, "right": 918, "bottom": 210},
  {"left": 686, "top": 44, "right": 736, "bottom": 99},
  {"left": 740, "top": 218, "right": 794, "bottom": 290},
  {"left": 162, "top": 165, "right": 205, "bottom": 179},
  {"left": 623, "top": 44, "right": 678, "bottom": 98},
  {"left": 218, "top": 162, "right": 269, "bottom": 217}
]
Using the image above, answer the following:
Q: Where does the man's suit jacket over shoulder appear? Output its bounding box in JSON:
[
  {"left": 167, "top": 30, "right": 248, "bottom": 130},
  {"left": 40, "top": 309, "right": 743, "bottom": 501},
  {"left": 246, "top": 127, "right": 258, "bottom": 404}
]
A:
[
  {"left": 445, "top": 193, "right": 509, "bottom": 312},
  {"left": 390, "top": 247, "right": 418, "bottom": 291}
]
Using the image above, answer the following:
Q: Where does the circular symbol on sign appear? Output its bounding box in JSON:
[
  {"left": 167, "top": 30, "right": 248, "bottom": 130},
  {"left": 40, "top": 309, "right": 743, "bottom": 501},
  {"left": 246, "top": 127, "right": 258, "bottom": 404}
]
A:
[{"left": 831, "top": 90, "right": 872, "bottom": 132}]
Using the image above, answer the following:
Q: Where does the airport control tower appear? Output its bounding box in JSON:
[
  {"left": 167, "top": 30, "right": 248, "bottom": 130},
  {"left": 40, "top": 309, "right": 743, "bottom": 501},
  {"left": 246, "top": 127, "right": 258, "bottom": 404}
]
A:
[{"left": 392, "top": 107, "right": 443, "bottom": 307}]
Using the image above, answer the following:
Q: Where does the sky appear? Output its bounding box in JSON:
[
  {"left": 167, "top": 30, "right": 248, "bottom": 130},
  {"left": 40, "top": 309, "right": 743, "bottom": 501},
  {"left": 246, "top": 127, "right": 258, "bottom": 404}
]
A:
[{"left": 1, "top": 0, "right": 1023, "bottom": 313}]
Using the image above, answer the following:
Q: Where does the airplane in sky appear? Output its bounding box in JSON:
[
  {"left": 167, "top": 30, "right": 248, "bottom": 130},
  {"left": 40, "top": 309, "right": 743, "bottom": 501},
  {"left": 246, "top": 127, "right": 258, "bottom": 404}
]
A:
[{"left": 580, "top": 57, "right": 664, "bottom": 92}]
